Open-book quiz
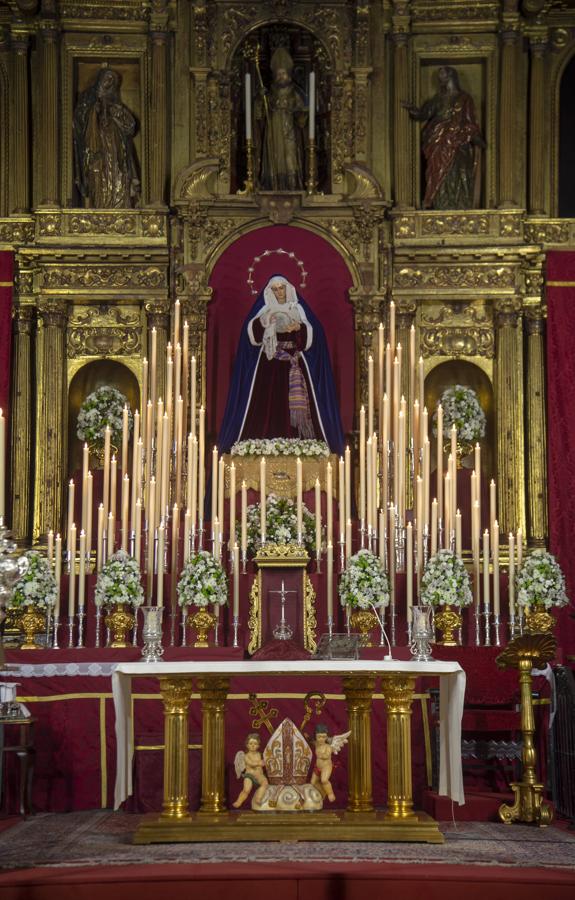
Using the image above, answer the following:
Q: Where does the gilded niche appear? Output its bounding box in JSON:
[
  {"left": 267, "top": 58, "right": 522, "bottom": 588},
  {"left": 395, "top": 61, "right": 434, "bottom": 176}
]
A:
[{"left": 420, "top": 301, "right": 494, "bottom": 359}]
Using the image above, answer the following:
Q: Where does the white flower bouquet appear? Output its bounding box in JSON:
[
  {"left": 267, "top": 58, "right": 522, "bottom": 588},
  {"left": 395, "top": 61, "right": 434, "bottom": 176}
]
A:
[
  {"left": 247, "top": 493, "right": 315, "bottom": 554},
  {"left": 432, "top": 385, "right": 486, "bottom": 444},
  {"left": 77, "top": 386, "right": 133, "bottom": 450},
  {"left": 94, "top": 549, "right": 144, "bottom": 608},
  {"left": 339, "top": 550, "right": 390, "bottom": 610},
  {"left": 177, "top": 550, "right": 228, "bottom": 608},
  {"left": 420, "top": 549, "right": 473, "bottom": 608},
  {"left": 9, "top": 551, "right": 56, "bottom": 610},
  {"left": 516, "top": 549, "right": 569, "bottom": 610},
  {"left": 231, "top": 438, "right": 329, "bottom": 458}
]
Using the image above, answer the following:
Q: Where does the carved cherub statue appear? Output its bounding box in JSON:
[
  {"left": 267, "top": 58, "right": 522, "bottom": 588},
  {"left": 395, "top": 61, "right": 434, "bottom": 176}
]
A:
[
  {"left": 310, "top": 724, "right": 351, "bottom": 803},
  {"left": 232, "top": 733, "right": 269, "bottom": 808}
]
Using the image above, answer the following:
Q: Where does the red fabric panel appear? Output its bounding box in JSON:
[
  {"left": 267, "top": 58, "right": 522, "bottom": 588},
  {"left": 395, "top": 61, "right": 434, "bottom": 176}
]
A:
[
  {"left": 0, "top": 251, "right": 13, "bottom": 418},
  {"left": 206, "top": 225, "right": 355, "bottom": 445},
  {"left": 546, "top": 251, "right": 575, "bottom": 654}
]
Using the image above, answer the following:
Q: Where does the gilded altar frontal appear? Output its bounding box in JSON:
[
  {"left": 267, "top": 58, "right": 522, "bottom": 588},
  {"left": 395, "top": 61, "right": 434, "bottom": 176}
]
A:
[{"left": 0, "top": 0, "right": 574, "bottom": 547}]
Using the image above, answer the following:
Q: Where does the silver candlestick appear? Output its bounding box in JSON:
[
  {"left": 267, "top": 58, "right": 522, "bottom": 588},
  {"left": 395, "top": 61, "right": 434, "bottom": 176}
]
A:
[
  {"left": 67, "top": 616, "right": 75, "bottom": 648},
  {"left": 181, "top": 608, "right": 187, "bottom": 646},
  {"left": 77, "top": 609, "right": 86, "bottom": 649},
  {"left": 493, "top": 613, "right": 501, "bottom": 647},
  {"left": 52, "top": 615, "right": 61, "bottom": 649},
  {"left": 232, "top": 614, "right": 240, "bottom": 648},
  {"left": 484, "top": 607, "right": 491, "bottom": 646},
  {"left": 474, "top": 608, "right": 482, "bottom": 646},
  {"left": 327, "top": 615, "right": 334, "bottom": 640},
  {"left": 140, "top": 605, "right": 164, "bottom": 663},
  {"left": 95, "top": 607, "right": 102, "bottom": 648}
]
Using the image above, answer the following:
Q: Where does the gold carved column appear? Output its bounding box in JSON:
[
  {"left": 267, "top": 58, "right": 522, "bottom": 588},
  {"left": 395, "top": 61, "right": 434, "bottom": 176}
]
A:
[
  {"left": 146, "top": 302, "right": 169, "bottom": 405},
  {"left": 149, "top": 19, "right": 168, "bottom": 206},
  {"left": 159, "top": 676, "right": 195, "bottom": 821},
  {"left": 10, "top": 304, "right": 34, "bottom": 541},
  {"left": 391, "top": 1, "right": 412, "bottom": 208},
  {"left": 10, "top": 28, "right": 30, "bottom": 214},
  {"left": 498, "top": 22, "right": 520, "bottom": 208},
  {"left": 525, "top": 310, "right": 547, "bottom": 546},
  {"left": 197, "top": 676, "right": 229, "bottom": 814},
  {"left": 38, "top": 20, "right": 60, "bottom": 207},
  {"left": 528, "top": 33, "right": 548, "bottom": 215},
  {"left": 494, "top": 299, "right": 525, "bottom": 535},
  {"left": 342, "top": 675, "right": 376, "bottom": 812},
  {"left": 381, "top": 673, "right": 416, "bottom": 819},
  {"left": 33, "top": 298, "right": 68, "bottom": 540}
]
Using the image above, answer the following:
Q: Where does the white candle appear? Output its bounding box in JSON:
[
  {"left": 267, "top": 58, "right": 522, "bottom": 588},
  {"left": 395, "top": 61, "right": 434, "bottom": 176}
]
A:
[
  {"left": 233, "top": 542, "right": 240, "bottom": 617},
  {"left": 54, "top": 533, "right": 62, "bottom": 618},
  {"left": 378, "top": 322, "right": 385, "bottom": 433},
  {"left": 308, "top": 71, "right": 315, "bottom": 139},
  {"left": 490, "top": 479, "right": 497, "bottom": 549},
  {"left": 78, "top": 530, "right": 86, "bottom": 610},
  {"left": 327, "top": 540, "right": 333, "bottom": 619},
  {"left": 366, "top": 436, "right": 373, "bottom": 533},
  {"left": 493, "top": 519, "right": 500, "bottom": 616},
  {"left": 107, "top": 512, "right": 115, "bottom": 557},
  {"left": 191, "top": 357, "right": 197, "bottom": 438},
  {"left": 47, "top": 530, "right": 54, "bottom": 566},
  {"left": 213, "top": 516, "right": 220, "bottom": 562},
  {"left": 211, "top": 446, "right": 218, "bottom": 530},
  {"left": 378, "top": 508, "right": 385, "bottom": 564},
  {"left": 389, "top": 300, "right": 396, "bottom": 351},
  {"left": 150, "top": 327, "right": 157, "bottom": 430},
  {"left": 517, "top": 526, "right": 523, "bottom": 570},
  {"left": 134, "top": 499, "right": 142, "bottom": 565},
  {"left": 241, "top": 480, "right": 247, "bottom": 559},
  {"left": 368, "top": 354, "right": 374, "bottom": 438},
  {"left": 184, "top": 508, "right": 191, "bottom": 563},
  {"left": 229, "top": 462, "right": 236, "bottom": 550},
  {"left": 110, "top": 455, "right": 117, "bottom": 524},
  {"left": 483, "top": 529, "right": 490, "bottom": 613},
  {"left": 157, "top": 522, "right": 165, "bottom": 606},
  {"left": 296, "top": 457, "right": 303, "bottom": 542},
  {"left": 359, "top": 406, "right": 366, "bottom": 525},
  {"left": 218, "top": 456, "right": 225, "bottom": 544},
  {"left": 344, "top": 445, "right": 351, "bottom": 526},
  {"left": 121, "top": 474, "right": 130, "bottom": 551},
  {"left": 455, "top": 509, "right": 462, "bottom": 558},
  {"left": 103, "top": 426, "right": 111, "bottom": 518},
  {"left": 67, "top": 479, "right": 75, "bottom": 552},
  {"left": 122, "top": 405, "right": 129, "bottom": 475},
  {"left": 326, "top": 461, "right": 333, "bottom": 545},
  {"left": 346, "top": 517, "right": 352, "bottom": 561},
  {"left": 97, "top": 503, "right": 105, "bottom": 571},
  {"left": 198, "top": 406, "right": 205, "bottom": 523},
  {"left": 82, "top": 444, "right": 89, "bottom": 532},
  {"left": 431, "top": 498, "right": 438, "bottom": 556},
  {"left": 245, "top": 73, "right": 252, "bottom": 141},
  {"left": 86, "top": 470, "right": 93, "bottom": 563},
  {"left": 406, "top": 521, "right": 413, "bottom": 620},
  {"left": 171, "top": 503, "right": 180, "bottom": 595},
  {"left": 68, "top": 524, "right": 76, "bottom": 618},
  {"left": 338, "top": 457, "right": 345, "bottom": 541},
  {"left": 508, "top": 531, "right": 515, "bottom": 618},
  {"left": 260, "top": 457, "right": 266, "bottom": 544},
  {"left": 436, "top": 403, "right": 443, "bottom": 522},
  {"left": 315, "top": 478, "right": 321, "bottom": 557}
]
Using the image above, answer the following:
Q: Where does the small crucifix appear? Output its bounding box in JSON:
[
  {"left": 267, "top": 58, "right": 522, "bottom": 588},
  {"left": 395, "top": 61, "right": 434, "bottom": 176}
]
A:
[{"left": 269, "top": 579, "right": 298, "bottom": 641}]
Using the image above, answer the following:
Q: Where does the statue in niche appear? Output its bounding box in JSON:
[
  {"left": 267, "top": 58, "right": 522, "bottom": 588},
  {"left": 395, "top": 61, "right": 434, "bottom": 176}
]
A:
[
  {"left": 403, "top": 66, "right": 485, "bottom": 210},
  {"left": 255, "top": 47, "right": 307, "bottom": 191},
  {"left": 217, "top": 275, "right": 345, "bottom": 456},
  {"left": 73, "top": 67, "right": 140, "bottom": 209}
]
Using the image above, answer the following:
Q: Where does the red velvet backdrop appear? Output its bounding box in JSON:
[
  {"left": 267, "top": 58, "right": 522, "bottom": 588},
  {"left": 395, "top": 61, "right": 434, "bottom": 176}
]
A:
[
  {"left": 206, "top": 225, "right": 355, "bottom": 445},
  {"left": 546, "top": 251, "right": 575, "bottom": 653},
  {"left": 0, "top": 252, "right": 13, "bottom": 415}
]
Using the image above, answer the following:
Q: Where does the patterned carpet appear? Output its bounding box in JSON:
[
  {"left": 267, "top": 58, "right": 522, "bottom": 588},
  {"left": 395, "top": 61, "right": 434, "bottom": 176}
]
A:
[{"left": 1, "top": 811, "right": 575, "bottom": 871}]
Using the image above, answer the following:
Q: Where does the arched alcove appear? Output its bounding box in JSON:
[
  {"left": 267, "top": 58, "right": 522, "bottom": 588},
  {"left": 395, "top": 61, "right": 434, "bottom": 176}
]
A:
[
  {"left": 424, "top": 359, "right": 495, "bottom": 477},
  {"left": 67, "top": 359, "right": 140, "bottom": 474},
  {"left": 558, "top": 54, "right": 575, "bottom": 217},
  {"left": 229, "top": 22, "right": 332, "bottom": 194},
  {"left": 206, "top": 223, "right": 355, "bottom": 446}
]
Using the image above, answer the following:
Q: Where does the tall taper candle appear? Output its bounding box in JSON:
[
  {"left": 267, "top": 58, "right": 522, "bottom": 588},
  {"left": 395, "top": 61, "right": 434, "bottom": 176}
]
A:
[
  {"left": 48, "top": 529, "right": 54, "bottom": 565},
  {"left": 198, "top": 405, "right": 205, "bottom": 521},
  {"left": 191, "top": 357, "right": 197, "bottom": 437},
  {"left": 493, "top": 519, "right": 500, "bottom": 616},
  {"left": 68, "top": 524, "right": 76, "bottom": 618},
  {"left": 67, "top": 479, "right": 75, "bottom": 553},
  {"left": 296, "top": 457, "right": 303, "bottom": 541},
  {"left": 431, "top": 498, "right": 438, "bottom": 556},
  {"left": 82, "top": 444, "right": 89, "bottom": 531},
  {"left": 103, "top": 426, "right": 111, "bottom": 518},
  {"left": 379, "top": 508, "right": 385, "bottom": 564},
  {"left": 121, "top": 473, "right": 130, "bottom": 551},
  {"left": 110, "top": 455, "right": 117, "bottom": 524},
  {"left": 134, "top": 499, "right": 142, "bottom": 565},
  {"left": 241, "top": 480, "right": 247, "bottom": 559},
  {"left": 190, "top": 436, "right": 198, "bottom": 538},
  {"left": 260, "top": 457, "right": 266, "bottom": 544},
  {"left": 368, "top": 354, "right": 374, "bottom": 437},
  {"left": 211, "top": 446, "right": 218, "bottom": 528},
  {"left": 508, "top": 531, "right": 515, "bottom": 618},
  {"left": 150, "top": 327, "right": 157, "bottom": 432},
  {"left": 107, "top": 512, "right": 115, "bottom": 556},
  {"left": 157, "top": 522, "right": 165, "bottom": 606},
  {"left": 141, "top": 358, "right": 148, "bottom": 438},
  {"left": 233, "top": 542, "right": 240, "bottom": 616},
  {"left": 389, "top": 300, "right": 396, "bottom": 351},
  {"left": 346, "top": 517, "right": 352, "bottom": 561},
  {"left": 121, "top": 404, "right": 129, "bottom": 475},
  {"left": 184, "top": 508, "right": 191, "bottom": 563},
  {"left": 345, "top": 445, "right": 351, "bottom": 526},
  {"left": 229, "top": 462, "right": 236, "bottom": 550},
  {"left": 489, "top": 479, "right": 497, "bottom": 549},
  {"left": 359, "top": 406, "right": 366, "bottom": 526},
  {"left": 483, "top": 529, "right": 490, "bottom": 614},
  {"left": 217, "top": 456, "right": 225, "bottom": 543},
  {"left": 436, "top": 403, "right": 443, "bottom": 521},
  {"left": 213, "top": 516, "right": 220, "bottom": 561},
  {"left": 171, "top": 503, "right": 180, "bottom": 603},
  {"left": 406, "top": 521, "right": 413, "bottom": 619},
  {"left": 78, "top": 530, "right": 86, "bottom": 609},
  {"left": 327, "top": 540, "right": 333, "bottom": 619},
  {"left": 308, "top": 71, "right": 315, "bottom": 139},
  {"left": 378, "top": 322, "right": 385, "bottom": 431},
  {"left": 517, "top": 526, "right": 523, "bottom": 570},
  {"left": 97, "top": 503, "right": 104, "bottom": 571},
  {"left": 315, "top": 478, "right": 321, "bottom": 557},
  {"left": 455, "top": 509, "right": 462, "bottom": 558},
  {"left": 245, "top": 73, "right": 252, "bottom": 140},
  {"left": 338, "top": 457, "right": 345, "bottom": 540},
  {"left": 54, "top": 533, "right": 62, "bottom": 618}
]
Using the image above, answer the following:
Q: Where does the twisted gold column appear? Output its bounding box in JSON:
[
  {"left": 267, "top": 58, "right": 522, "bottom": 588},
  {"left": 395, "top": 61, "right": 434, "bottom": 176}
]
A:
[
  {"left": 159, "top": 677, "right": 194, "bottom": 820},
  {"left": 495, "top": 300, "right": 525, "bottom": 535},
  {"left": 10, "top": 28, "right": 30, "bottom": 214},
  {"left": 197, "top": 676, "right": 229, "bottom": 814},
  {"left": 381, "top": 674, "right": 416, "bottom": 819},
  {"left": 33, "top": 298, "right": 67, "bottom": 540},
  {"left": 10, "top": 305, "right": 34, "bottom": 540},
  {"left": 342, "top": 675, "right": 376, "bottom": 812},
  {"left": 525, "top": 312, "right": 547, "bottom": 546}
]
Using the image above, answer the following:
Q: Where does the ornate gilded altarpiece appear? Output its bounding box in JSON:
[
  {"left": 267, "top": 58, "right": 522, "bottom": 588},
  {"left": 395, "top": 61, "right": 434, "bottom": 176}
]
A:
[{"left": 0, "top": 0, "right": 573, "bottom": 548}]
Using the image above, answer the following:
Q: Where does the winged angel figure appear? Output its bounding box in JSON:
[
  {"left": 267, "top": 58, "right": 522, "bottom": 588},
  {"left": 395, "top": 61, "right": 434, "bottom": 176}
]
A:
[
  {"left": 232, "top": 732, "right": 269, "bottom": 808},
  {"left": 310, "top": 725, "right": 351, "bottom": 803}
]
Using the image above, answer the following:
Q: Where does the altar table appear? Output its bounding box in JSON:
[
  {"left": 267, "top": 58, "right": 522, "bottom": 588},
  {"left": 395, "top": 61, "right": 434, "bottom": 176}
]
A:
[{"left": 112, "top": 659, "right": 465, "bottom": 843}]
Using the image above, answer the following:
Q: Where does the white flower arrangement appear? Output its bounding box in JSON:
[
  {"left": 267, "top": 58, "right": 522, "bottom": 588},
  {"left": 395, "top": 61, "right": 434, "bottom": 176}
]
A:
[
  {"left": 231, "top": 438, "right": 329, "bottom": 458},
  {"left": 420, "top": 549, "right": 473, "bottom": 608},
  {"left": 77, "top": 386, "right": 133, "bottom": 450},
  {"left": 9, "top": 551, "right": 56, "bottom": 610},
  {"left": 177, "top": 550, "right": 228, "bottom": 608},
  {"left": 516, "top": 549, "right": 569, "bottom": 610},
  {"left": 432, "top": 385, "right": 486, "bottom": 444},
  {"left": 94, "top": 549, "right": 144, "bottom": 608},
  {"left": 247, "top": 493, "right": 315, "bottom": 555},
  {"left": 339, "top": 550, "right": 390, "bottom": 610}
]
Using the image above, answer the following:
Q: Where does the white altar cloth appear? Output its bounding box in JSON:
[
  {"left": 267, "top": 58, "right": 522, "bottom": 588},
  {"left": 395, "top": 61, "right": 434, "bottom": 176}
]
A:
[{"left": 112, "top": 658, "right": 466, "bottom": 810}]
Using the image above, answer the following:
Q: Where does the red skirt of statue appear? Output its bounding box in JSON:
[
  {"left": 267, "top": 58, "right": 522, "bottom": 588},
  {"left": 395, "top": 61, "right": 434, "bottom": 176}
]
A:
[{"left": 240, "top": 322, "right": 323, "bottom": 441}]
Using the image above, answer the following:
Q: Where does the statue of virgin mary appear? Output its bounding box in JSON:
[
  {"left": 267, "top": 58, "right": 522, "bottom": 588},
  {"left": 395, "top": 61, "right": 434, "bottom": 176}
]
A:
[{"left": 218, "top": 275, "right": 345, "bottom": 455}]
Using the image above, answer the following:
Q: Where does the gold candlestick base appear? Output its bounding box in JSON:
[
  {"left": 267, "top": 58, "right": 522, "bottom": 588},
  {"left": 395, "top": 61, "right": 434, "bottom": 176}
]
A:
[
  {"left": 307, "top": 137, "right": 317, "bottom": 195},
  {"left": 237, "top": 138, "right": 255, "bottom": 195}
]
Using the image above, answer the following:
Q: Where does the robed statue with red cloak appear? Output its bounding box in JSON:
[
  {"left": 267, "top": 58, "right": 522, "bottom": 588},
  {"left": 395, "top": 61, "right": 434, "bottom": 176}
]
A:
[
  {"left": 218, "top": 275, "right": 345, "bottom": 456},
  {"left": 403, "top": 66, "right": 485, "bottom": 210}
]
